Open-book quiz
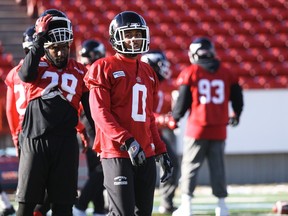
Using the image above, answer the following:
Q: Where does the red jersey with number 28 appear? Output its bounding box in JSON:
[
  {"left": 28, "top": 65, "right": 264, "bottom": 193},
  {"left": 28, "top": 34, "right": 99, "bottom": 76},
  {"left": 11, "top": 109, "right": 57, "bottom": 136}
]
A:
[
  {"left": 84, "top": 53, "right": 167, "bottom": 159},
  {"left": 178, "top": 64, "right": 239, "bottom": 140},
  {"left": 23, "top": 58, "right": 88, "bottom": 110}
]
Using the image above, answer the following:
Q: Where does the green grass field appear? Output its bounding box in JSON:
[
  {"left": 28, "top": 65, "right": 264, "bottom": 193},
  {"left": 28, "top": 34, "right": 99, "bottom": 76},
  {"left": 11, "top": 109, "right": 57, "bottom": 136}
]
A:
[
  {"left": 152, "top": 184, "right": 288, "bottom": 216},
  {"left": 4, "top": 184, "right": 287, "bottom": 215}
]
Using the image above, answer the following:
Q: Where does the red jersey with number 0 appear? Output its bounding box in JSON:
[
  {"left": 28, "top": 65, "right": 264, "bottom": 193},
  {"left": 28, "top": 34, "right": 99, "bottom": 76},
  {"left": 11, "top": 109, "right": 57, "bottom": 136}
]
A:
[
  {"left": 84, "top": 53, "right": 167, "bottom": 158},
  {"left": 178, "top": 64, "right": 239, "bottom": 140}
]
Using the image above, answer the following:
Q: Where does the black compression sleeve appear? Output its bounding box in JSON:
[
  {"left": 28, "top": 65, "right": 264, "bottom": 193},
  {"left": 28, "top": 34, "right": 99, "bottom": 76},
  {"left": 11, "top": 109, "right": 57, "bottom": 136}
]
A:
[
  {"left": 230, "top": 84, "right": 244, "bottom": 118},
  {"left": 81, "top": 92, "right": 95, "bottom": 133},
  {"left": 172, "top": 85, "right": 192, "bottom": 122},
  {"left": 18, "top": 38, "right": 45, "bottom": 82}
]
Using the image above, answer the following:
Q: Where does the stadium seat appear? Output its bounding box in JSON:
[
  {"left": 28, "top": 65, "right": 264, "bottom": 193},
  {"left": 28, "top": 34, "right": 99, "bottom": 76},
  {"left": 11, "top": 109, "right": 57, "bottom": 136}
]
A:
[
  {"left": 239, "top": 76, "right": 264, "bottom": 89},
  {"left": 220, "top": 1, "right": 243, "bottom": 10},
  {"left": 30, "top": 0, "right": 288, "bottom": 89}
]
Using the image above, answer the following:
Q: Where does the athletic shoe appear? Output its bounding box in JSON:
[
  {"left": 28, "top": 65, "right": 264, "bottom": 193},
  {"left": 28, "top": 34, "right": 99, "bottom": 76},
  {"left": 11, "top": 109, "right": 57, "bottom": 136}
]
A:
[
  {"left": 215, "top": 198, "right": 229, "bottom": 216},
  {"left": 72, "top": 207, "right": 86, "bottom": 216},
  {"left": 158, "top": 206, "right": 177, "bottom": 214},
  {"left": 0, "top": 206, "right": 15, "bottom": 216},
  {"left": 172, "top": 205, "right": 192, "bottom": 216},
  {"left": 215, "top": 205, "right": 229, "bottom": 216}
]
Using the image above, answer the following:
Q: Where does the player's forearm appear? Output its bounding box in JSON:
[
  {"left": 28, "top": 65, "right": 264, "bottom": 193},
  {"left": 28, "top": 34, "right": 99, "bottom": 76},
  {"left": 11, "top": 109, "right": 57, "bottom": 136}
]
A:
[
  {"left": 172, "top": 85, "right": 192, "bottom": 122},
  {"left": 18, "top": 38, "right": 45, "bottom": 82},
  {"left": 230, "top": 84, "right": 244, "bottom": 118}
]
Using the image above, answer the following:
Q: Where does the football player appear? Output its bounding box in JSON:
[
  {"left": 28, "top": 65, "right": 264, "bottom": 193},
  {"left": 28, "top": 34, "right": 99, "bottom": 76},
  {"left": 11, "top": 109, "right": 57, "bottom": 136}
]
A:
[
  {"left": 2, "top": 26, "right": 35, "bottom": 216},
  {"left": 141, "top": 50, "right": 180, "bottom": 214},
  {"left": 5, "top": 25, "right": 34, "bottom": 157},
  {"left": 15, "top": 9, "right": 94, "bottom": 216},
  {"left": 84, "top": 11, "right": 173, "bottom": 215},
  {"left": 78, "top": 39, "right": 106, "bottom": 68},
  {"left": 171, "top": 37, "right": 244, "bottom": 216}
]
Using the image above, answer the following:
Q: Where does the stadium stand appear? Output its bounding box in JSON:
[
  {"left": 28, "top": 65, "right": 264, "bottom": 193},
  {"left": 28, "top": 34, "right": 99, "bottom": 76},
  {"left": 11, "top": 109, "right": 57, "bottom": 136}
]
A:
[{"left": 4, "top": 0, "right": 288, "bottom": 89}]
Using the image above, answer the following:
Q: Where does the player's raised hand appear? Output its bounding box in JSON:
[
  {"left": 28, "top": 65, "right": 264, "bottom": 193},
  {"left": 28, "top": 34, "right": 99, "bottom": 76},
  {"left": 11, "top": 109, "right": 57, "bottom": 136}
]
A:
[{"left": 35, "top": 14, "right": 53, "bottom": 38}]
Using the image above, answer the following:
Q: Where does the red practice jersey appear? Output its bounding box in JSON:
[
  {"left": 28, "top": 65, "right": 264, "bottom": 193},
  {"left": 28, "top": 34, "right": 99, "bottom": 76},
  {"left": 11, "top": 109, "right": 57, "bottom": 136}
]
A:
[
  {"left": 178, "top": 64, "right": 239, "bottom": 140},
  {"left": 154, "top": 79, "right": 177, "bottom": 114},
  {"left": 85, "top": 53, "right": 167, "bottom": 158},
  {"left": 4, "top": 60, "right": 27, "bottom": 146},
  {"left": 22, "top": 58, "right": 88, "bottom": 110}
]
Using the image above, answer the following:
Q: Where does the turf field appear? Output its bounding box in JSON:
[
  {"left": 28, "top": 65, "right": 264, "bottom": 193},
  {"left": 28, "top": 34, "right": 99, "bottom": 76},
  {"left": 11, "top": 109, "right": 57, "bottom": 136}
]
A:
[
  {"left": 152, "top": 184, "right": 288, "bottom": 216},
  {"left": 3, "top": 184, "right": 287, "bottom": 215}
]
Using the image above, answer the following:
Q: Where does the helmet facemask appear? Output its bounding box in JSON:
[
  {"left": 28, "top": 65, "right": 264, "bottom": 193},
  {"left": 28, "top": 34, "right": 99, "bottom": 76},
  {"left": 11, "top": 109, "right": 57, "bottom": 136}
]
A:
[
  {"left": 113, "top": 25, "right": 150, "bottom": 54},
  {"left": 44, "top": 17, "right": 73, "bottom": 49},
  {"left": 109, "top": 11, "right": 150, "bottom": 55},
  {"left": 188, "top": 39, "right": 216, "bottom": 64}
]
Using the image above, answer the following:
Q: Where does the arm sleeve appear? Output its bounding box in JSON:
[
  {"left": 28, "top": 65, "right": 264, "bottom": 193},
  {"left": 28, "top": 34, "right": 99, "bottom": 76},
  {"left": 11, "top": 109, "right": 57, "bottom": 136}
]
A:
[
  {"left": 80, "top": 91, "right": 95, "bottom": 133},
  {"left": 18, "top": 38, "right": 45, "bottom": 82},
  {"left": 230, "top": 83, "right": 244, "bottom": 118},
  {"left": 89, "top": 87, "right": 133, "bottom": 144},
  {"left": 172, "top": 84, "right": 192, "bottom": 122}
]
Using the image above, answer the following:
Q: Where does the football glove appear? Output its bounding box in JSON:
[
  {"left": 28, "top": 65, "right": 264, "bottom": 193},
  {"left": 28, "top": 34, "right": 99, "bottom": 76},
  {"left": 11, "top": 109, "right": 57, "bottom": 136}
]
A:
[
  {"left": 156, "top": 153, "right": 173, "bottom": 183},
  {"left": 35, "top": 14, "right": 53, "bottom": 38},
  {"left": 121, "top": 138, "right": 146, "bottom": 166},
  {"left": 228, "top": 116, "right": 239, "bottom": 127}
]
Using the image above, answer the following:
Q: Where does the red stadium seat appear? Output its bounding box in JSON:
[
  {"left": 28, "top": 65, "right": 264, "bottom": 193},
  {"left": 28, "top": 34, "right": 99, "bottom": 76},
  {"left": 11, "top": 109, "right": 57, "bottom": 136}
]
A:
[{"left": 26, "top": 0, "right": 288, "bottom": 89}]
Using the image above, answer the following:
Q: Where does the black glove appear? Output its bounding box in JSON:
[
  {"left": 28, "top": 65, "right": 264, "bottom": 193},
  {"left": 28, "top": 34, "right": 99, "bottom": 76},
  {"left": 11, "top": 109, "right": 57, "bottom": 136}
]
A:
[
  {"left": 121, "top": 138, "right": 146, "bottom": 166},
  {"left": 228, "top": 116, "right": 239, "bottom": 127},
  {"left": 35, "top": 14, "right": 53, "bottom": 39},
  {"left": 156, "top": 153, "right": 173, "bottom": 183}
]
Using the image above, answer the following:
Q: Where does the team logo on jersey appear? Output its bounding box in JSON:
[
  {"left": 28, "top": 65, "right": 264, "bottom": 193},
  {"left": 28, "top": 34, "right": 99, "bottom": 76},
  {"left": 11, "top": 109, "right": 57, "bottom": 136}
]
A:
[
  {"left": 74, "top": 67, "right": 84, "bottom": 74},
  {"left": 114, "top": 176, "right": 128, "bottom": 185},
  {"left": 39, "top": 61, "right": 49, "bottom": 67},
  {"left": 136, "top": 76, "right": 141, "bottom": 83},
  {"left": 113, "top": 71, "right": 125, "bottom": 78}
]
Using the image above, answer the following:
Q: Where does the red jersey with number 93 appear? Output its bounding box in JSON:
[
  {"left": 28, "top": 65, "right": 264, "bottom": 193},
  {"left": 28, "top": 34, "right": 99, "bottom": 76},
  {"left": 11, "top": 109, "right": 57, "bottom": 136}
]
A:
[
  {"left": 179, "top": 63, "right": 239, "bottom": 139},
  {"left": 23, "top": 58, "right": 88, "bottom": 110}
]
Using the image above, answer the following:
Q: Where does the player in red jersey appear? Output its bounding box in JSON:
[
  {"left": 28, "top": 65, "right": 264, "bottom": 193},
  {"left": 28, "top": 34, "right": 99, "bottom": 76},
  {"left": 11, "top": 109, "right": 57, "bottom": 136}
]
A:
[
  {"left": 5, "top": 26, "right": 34, "bottom": 157},
  {"left": 171, "top": 37, "right": 244, "bottom": 216},
  {"left": 15, "top": 9, "right": 94, "bottom": 216},
  {"left": 73, "top": 39, "right": 107, "bottom": 216},
  {"left": 2, "top": 26, "right": 35, "bottom": 216},
  {"left": 141, "top": 50, "right": 180, "bottom": 214},
  {"left": 84, "top": 11, "right": 173, "bottom": 216}
]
